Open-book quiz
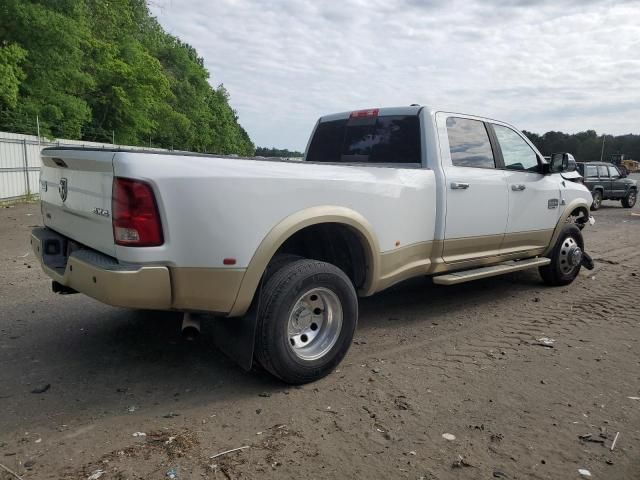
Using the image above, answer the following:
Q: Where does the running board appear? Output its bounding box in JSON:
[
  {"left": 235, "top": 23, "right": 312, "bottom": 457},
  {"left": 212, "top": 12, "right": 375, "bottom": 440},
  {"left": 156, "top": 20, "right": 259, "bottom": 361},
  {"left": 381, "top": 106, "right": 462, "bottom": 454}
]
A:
[{"left": 433, "top": 257, "right": 551, "bottom": 286}]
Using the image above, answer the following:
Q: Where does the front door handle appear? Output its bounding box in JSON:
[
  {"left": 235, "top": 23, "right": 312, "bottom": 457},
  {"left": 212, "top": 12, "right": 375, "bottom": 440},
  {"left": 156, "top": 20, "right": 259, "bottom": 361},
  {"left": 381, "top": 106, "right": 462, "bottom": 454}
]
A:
[
  {"left": 451, "top": 182, "right": 470, "bottom": 190},
  {"left": 511, "top": 184, "right": 526, "bottom": 191}
]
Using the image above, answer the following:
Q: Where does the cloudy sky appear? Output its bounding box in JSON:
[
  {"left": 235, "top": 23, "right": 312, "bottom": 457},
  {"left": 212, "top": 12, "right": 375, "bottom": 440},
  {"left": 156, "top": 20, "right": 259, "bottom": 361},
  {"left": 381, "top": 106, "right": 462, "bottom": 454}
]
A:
[{"left": 150, "top": 0, "right": 640, "bottom": 151}]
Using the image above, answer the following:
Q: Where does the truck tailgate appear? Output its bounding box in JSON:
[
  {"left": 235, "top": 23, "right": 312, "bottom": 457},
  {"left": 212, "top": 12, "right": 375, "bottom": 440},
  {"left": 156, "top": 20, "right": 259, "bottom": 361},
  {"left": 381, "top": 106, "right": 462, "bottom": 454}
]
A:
[{"left": 40, "top": 149, "right": 116, "bottom": 257}]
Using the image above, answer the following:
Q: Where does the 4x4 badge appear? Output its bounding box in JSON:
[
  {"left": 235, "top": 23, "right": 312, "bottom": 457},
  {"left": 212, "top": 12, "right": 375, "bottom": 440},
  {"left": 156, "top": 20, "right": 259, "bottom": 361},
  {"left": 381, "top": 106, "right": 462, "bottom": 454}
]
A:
[{"left": 59, "top": 178, "right": 68, "bottom": 202}]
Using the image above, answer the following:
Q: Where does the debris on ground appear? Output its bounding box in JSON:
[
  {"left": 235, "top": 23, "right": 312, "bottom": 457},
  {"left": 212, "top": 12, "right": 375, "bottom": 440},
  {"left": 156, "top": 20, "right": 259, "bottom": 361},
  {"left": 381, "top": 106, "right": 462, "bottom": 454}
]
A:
[
  {"left": 611, "top": 431, "right": 620, "bottom": 451},
  {"left": 579, "top": 427, "right": 620, "bottom": 450},
  {"left": 166, "top": 467, "right": 178, "bottom": 479},
  {"left": 578, "top": 468, "right": 592, "bottom": 478},
  {"left": 451, "top": 455, "right": 473, "bottom": 468},
  {"left": 442, "top": 433, "right": 456, "bottom": 441},
  {"left": 87, "top": 469, "right": 105, "bottom": 480},
  {"left": 628, "top": 396, "right": 640, "bottom": 400},
  {"left": 534, "top": 337, "right": 555, "bottom": 348},
  {"left": 493, "top": 471, "right": 509, "bottom": 479},
  {"left": 258, "top": 392, "right": 271, "bottom": 398},
  {"left": 163, "top": 412, "right": 180, "bottom": 418},
  {"left": 209, "top": 445, "right": 249, "bottom": 459},
  {"left": 0, "top": 462, "right": 24, "bottom": 480},
  {"left": 578, "top": 432, "right": 606, "bottom": 444},
  {"left": 30, "top": 383, "right": 50, "bottom": 394},
  {"left": 132, "top": 432, "right": 146, "bottom": 437}
]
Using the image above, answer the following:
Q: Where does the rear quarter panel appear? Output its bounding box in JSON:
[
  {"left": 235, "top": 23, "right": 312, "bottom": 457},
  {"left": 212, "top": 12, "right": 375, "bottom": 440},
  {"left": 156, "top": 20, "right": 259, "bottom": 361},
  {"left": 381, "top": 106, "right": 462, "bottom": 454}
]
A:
[{"left": 112, "top": 153, "right": 437, "bottom": 269}]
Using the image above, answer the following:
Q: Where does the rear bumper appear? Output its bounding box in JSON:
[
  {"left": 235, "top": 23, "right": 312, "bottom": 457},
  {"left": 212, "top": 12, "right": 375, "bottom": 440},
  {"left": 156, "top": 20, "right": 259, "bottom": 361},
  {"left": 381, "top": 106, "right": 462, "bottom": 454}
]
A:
[
  {"left": 31, "top": 227, "right": 246, "bottom": 314},
  {"left": 32, "top": 227, "right": 171, "bottom": 310}
]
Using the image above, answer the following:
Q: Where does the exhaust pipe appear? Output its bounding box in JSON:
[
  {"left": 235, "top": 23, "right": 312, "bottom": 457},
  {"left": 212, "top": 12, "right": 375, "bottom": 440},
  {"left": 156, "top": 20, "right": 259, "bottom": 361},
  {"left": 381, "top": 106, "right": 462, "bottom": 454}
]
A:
[{"left": 181, "top": 313, "right": 201, "bottom": 341}]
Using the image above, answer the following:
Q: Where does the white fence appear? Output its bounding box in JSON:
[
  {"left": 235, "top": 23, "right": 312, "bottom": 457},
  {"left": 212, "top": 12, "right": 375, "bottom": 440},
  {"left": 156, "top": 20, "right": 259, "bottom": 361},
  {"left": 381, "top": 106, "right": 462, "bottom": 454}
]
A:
[{"left": 0, "top": 131, "right": 168, "bottom": 201}]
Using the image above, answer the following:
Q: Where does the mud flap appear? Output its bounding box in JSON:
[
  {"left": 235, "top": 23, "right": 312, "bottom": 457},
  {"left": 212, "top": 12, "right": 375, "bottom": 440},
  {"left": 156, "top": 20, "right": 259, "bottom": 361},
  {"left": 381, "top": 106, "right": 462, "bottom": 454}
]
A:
[
  {"left": 211, "top": 309, "right": 258, "bottom": 371},
  {"left": 581, "top": 251, "right": 594, "bottom": 270}
]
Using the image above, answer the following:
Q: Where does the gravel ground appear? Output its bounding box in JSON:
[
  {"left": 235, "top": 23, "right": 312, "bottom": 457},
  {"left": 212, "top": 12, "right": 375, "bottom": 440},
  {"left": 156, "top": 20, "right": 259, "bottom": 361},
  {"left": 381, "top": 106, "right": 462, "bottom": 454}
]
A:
[{"left": 0, "top": 190, "right": 639, "bottom": 480}]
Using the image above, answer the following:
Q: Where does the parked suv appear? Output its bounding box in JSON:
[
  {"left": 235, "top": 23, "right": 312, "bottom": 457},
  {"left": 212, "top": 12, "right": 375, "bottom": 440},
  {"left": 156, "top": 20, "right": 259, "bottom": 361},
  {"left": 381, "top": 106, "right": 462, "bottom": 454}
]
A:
[{"left": 576, "top": 161, "right": 637, "bottom": 210}]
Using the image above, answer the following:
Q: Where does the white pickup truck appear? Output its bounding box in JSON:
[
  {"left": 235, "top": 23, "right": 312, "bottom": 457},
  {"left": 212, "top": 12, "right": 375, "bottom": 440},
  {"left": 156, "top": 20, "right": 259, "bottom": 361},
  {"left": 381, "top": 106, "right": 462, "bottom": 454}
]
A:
[{"left": 32, "top": 106, "right": 594, "bottom": 384}]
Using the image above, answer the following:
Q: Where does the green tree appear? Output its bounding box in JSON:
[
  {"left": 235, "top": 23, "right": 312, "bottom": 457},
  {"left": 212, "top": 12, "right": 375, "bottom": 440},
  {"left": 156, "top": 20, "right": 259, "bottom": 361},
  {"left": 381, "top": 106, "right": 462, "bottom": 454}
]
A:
[
  {"left": 0, "top": 0, "right": 254, "bottom": 154},
  {"left": 0, "top": 43, "right": 27, "bottom": 109}
]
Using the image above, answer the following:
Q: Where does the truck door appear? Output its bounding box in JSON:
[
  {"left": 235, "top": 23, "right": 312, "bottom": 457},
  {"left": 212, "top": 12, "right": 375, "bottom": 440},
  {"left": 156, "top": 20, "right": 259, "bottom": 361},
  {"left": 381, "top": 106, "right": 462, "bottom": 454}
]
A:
[
  {"left": 439, "top": 115, "right": 508, "bottom": 263},
  {"left": 490, "top": 124, "right": 561, "bottom": 254},
  {"left": 608, "top": 165, "right": 625, "bottom": 197}
]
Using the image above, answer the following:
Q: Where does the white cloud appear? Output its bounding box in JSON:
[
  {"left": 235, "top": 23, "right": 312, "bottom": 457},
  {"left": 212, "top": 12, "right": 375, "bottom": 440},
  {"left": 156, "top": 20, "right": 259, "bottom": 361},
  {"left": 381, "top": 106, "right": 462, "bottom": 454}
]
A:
[{"left": 150, "top": 0, "right": 640, "bottom": 150}]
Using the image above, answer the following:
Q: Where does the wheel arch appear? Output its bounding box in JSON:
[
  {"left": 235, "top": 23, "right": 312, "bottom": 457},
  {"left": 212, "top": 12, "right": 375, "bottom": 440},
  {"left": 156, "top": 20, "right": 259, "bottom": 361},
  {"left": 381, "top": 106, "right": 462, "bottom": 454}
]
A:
[
  {"left": 544, "top": 198, "right": 589, "bottom": 256},
  {"left": 228, "top": 206, "right": 380, "bottom": 317}
]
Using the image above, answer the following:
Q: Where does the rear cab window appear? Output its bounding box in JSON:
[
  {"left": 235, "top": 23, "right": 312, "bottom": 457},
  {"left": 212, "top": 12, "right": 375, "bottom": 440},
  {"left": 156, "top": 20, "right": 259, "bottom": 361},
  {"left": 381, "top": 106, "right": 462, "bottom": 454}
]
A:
[
  {"left": 445, "top": 117, "right": 495, "bottom": 168},
  {"left": 306, "top": 111, "right": 421, "bottom": 165}
]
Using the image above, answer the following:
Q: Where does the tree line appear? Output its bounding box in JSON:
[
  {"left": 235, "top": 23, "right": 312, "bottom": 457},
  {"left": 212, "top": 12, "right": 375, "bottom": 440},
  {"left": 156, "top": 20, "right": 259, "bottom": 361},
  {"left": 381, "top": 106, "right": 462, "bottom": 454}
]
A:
[
  {"left": 0, "top": 0, "right": 254, "bottom": 155},
  {"left": 523, "top": 130, "right": 640, "bottom": 162},
  {"left": 255, "top": 147, "right": 303, "bottom": 157}
]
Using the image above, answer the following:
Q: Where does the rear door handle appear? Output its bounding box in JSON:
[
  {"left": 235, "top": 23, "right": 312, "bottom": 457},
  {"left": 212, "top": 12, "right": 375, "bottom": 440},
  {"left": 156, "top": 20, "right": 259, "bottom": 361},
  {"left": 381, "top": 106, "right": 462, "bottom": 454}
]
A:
[
  {"left": 511, "top": 184, "right": 526, "bottom": 191},
  {"left": 451, "top": 182, "right": 470, "bottom": 190}
]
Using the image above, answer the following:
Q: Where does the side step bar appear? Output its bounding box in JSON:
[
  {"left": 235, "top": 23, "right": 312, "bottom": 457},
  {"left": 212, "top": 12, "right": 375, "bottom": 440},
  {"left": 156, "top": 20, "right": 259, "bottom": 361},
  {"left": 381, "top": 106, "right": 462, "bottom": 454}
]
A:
[{"left": 433, "top": 257, "right": 551, "bottom": 286}]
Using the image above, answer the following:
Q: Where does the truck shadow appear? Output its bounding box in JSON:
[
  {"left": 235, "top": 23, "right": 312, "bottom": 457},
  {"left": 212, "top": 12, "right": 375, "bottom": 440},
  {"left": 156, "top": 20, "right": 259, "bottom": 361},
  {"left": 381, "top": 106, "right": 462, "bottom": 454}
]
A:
[{"left": 1, "top": 268, "right": 558, "bottom": 432}]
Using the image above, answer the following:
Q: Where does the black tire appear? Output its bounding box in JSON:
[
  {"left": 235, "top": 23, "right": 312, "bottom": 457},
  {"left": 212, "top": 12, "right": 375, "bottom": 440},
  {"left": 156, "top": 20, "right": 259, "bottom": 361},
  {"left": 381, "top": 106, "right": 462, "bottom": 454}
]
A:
[
  {"left": 591, "top": 190, "right": 602, "bottom": 210},
  {"left": 622, "top": 189, "right": 637, "bottom": 208},
  {"left": 262, "top": 253, "right": 303, "bottom": 284},
  {"left": 539, "top": 224, "right": 584, "bottom": 286},
  {"left": 254, "top": 259, "right": 358, "bottom": 384}
]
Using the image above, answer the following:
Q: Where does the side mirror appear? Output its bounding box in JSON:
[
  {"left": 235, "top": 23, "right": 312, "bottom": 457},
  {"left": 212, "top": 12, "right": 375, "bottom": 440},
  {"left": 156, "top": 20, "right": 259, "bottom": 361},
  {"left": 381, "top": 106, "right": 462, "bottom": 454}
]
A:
[{"left": 550, "top": 152, "right": 576, "bottom": 173}]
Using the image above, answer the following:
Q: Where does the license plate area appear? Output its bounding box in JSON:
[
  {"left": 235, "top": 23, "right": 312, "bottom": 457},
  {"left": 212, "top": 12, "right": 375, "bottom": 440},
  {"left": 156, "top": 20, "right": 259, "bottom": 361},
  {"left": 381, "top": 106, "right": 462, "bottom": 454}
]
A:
[{"left": 41, "top": 234, "right": 84, "bottom": 274}]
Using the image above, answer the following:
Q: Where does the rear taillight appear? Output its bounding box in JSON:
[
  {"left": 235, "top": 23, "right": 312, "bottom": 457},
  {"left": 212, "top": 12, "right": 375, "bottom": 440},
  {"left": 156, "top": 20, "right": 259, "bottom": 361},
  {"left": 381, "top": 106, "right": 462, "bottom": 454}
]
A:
[{"left": 112, "top": 178, "right": 163, "bottom": 247}]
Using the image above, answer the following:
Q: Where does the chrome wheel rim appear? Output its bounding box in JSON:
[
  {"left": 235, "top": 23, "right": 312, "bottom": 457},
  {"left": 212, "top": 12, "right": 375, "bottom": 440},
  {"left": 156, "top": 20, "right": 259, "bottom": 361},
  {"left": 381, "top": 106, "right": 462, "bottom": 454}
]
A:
[
  {"left": 559, "top": 237, "right": 582, "bottom": 275},
  {"left": 629, "top": 192, "right": 637, "bottom": 206},
  {"left": 287, "top": 287, "right": 343, "bottom": 361}
]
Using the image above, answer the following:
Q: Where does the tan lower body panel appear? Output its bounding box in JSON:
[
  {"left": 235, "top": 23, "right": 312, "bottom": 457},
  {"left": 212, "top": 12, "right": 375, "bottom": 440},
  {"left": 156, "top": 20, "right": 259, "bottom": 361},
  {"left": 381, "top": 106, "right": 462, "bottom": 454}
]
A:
[
  {"left": 499, "top": 229, "right": 554, "bottom": 254},
  {"left": 170, "top": 268, "right": 246, "bottom": 313},
  {"left": 442, "top": 234, "right": 504, "bottom": 263},
  {"left": 375, "top": 241, "right": 433, "bottom": 292}
]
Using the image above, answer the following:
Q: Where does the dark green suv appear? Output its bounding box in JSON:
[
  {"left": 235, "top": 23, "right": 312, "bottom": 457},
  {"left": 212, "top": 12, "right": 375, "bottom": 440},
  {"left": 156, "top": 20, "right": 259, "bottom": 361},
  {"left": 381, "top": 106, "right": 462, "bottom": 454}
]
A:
[{"left": 576, "top": 162, "right": 637, "bottom": 210}]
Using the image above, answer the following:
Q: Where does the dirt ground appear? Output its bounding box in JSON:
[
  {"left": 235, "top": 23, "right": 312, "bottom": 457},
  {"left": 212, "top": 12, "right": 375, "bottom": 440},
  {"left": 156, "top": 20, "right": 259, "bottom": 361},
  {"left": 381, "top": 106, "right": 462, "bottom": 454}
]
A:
[{"left": 1, "top": 189, "right": 639, "bottom": 480}]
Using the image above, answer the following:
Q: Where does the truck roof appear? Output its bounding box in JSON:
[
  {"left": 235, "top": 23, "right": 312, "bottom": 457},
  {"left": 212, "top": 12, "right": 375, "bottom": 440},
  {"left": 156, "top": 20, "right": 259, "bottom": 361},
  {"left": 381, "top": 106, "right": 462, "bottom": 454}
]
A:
[
  {"left": 318, "top": 106, "right": 509, "bottom": 127},
  {"left": 319, "top": 105, "right": 426, "bottom": 122}
]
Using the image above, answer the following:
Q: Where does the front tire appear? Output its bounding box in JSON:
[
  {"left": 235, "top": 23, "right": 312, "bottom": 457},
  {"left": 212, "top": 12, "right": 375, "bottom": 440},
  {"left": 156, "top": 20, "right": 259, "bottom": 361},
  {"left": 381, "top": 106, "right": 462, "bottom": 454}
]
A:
[
  {"left": 254, "top": 259, "right": 358, "bottom": 384},
  {"left": 539, "top": 224, "right": 584, "bottom": 286},
  {"left": 622, "top": 190, "right": 637, "bottom": 208},
  {"left": 591, "top": 190, "right": 602, "bottom": 210}
]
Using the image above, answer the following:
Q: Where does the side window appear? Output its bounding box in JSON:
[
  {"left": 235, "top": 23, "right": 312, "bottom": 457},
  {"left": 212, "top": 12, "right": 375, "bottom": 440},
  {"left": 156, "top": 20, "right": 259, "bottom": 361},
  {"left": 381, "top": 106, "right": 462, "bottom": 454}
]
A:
[
  {"left": 492, "top": 124, "right": 539, "bottom": 172},
  {"left": 609, "top": 166, "right": 620, "bottom": 179},
  {"left": 585, "top": 165, "right": 598, "bottom": 177},
  {"left": 446, "top": 117, "right": 495, "bottom": 168},
  {"left": 597, "top": 165, "right": 609, "bottom": 178}
]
